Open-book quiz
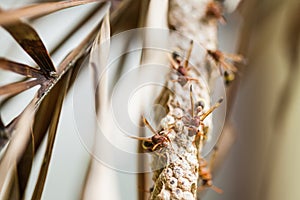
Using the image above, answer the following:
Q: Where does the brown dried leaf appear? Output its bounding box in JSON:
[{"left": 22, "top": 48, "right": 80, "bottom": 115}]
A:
[
  {"left": 48, "top": 2, "right": 107, "bottom": 64},
  {"left": 111, "top": 0, "right": 141, "bottom": 33},
  {"left": 2, "top": 22, "right": 56, "bottom": 76},
  {"left": 81, "top": 8, "right": 112, "bottom": 200},
  {"left": 0, "top": 2, "right": 111, "bottom": 198},
  {"left": 1, "top": 165, "right": 20, "bottom": 200},
  {"left": 90, "top": 11, "right": 110, "bottom": 115},
  {"left": 31, "top": 70, "right": 72, "bottom": 200},
  {"left": 0, "top": 102, "right": 35, "bottom": 196},
  {"left": 0, "top": 79, "right": 42, "bottom": 98},
  {"left": 15, "top": 74, "right": 68, "bottom": 199},
  {"left": 16, "top": 133, "right": 34, "bottom": 198},
  {"left": 0, "top": 0, "right": 105, "bottom": 26},
  {"left": 25, "top": 5, "right": 110, "bottom": 194},
  {"left": 0, "top": 58, "right": 43, "bottom": 78}
]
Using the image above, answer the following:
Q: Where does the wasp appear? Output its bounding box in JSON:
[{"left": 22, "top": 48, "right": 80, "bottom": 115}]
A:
[
  {"left": 198, "top": 142, "right": 223, "bottom": 194},
  {"left": 182, "top": 85, "right": 223, "bottom": 140},
  {"left": 169, "top": 40, "right": 199, "bottom": 87},
  {"left": 205, "top": 1, "right": 226, "bottom": 24},
  {"left": 198, "top": 156, "right": 223, "bottom": 193},
  {"left": 129, "top": 116, "right": 172, "bottom": 152},
  {"left": 206, "top": 49, "right": 244, "bottom": 85}
]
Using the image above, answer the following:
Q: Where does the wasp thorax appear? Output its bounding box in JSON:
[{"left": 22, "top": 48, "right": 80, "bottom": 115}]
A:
[
  {"left": 206, "top": 1, "right": 223, "bottom": 19},
  {"left": 177, "top": 76, "right": 189, "bottom": 86},
  {"left": 152, "top": 134, "right": 169, "bottom": 148},
  {"left": 208, "top": 49, "right": 222, "bottom": 61},
  {"left": 190, "top": 117, "right": 200, "bottom": 127},
  {"left": 152, "top": 134, "right": 162, "bottom": 143},
  {"left": 177, "top": 66, "right": 188, "bottom": 76}
]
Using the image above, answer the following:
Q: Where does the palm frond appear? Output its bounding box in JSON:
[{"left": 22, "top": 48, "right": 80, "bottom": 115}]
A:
[
  {"left": 0, "top": 58, "right": 43, "bottom": 78},
  {"left": 2, "top": 21, "right": 56, "bottom": 76},
  {"left": 0, "top": 0, "right": 104, "bottom": 26},
  {"left": 0, "top": 102, "right": 35, "bottom": 196},
  {"left": 0, "top": 79, "right": 41, "bottom": 98},
  {"left": 32, "top": 70, "right": 72, "bottom": 200},
  {"left": 89, "top": 11, "right": 110, "bottom": 115},
  {"left": 0, "top": 1, "right": 111, "bottom": 199}
]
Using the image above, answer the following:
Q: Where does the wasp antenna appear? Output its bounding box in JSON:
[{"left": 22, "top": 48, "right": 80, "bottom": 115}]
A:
[
  {"left": 189, "top": 85, "right": 195, "bottom": 117},
  {"left": 184, "top": 40, "right": 194, "bottom": 68},
  {"left": 211, "top": 185, "right": 223, "bottom": 194},
  {"left": 168, "top": 54, "right": 179, "bottom": 70},
  {"left": 200, "top": 98, "right": 223, "bottom": 121},
  {"left": 197, "top": 186, "right": 205, "bottom": 193},
  {"left": 142, "top": 116, "right": 157, "bottom": 135},
  {"left": 128, "top": 135, "right": 151, "bottom": 142},
  {"left": 219, "top": 16, "right": 227, "bottom": 24}
]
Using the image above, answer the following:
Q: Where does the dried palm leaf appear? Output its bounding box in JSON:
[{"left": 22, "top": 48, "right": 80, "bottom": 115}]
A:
[
  {"left": 137, "top": 1, "right": 169, "bottom": 199},
  {"left": 32, "top": 70, "right": 72, "bottom": 200},
  {"left": 0, "top": 102, "right": 35, "bottom": 197},
  {"left": 0, "top": 79, "right": 42, "bottom": 99},
  {"left": 89, "top": 11, "right": 110, "bottom": 115},
  {"left": 0, "top": 58, "right": 43, "bottom": 78},
  {"left": 111, "top": 0, "right": 142, "bottom": 34},
  {"left": 0, "top": 1, "right": 112, "bottom": 199},
  {"left": 2, "top": 21, "right": 56, "bottom": 76},
  {"left": 0, "top": 0, "right": 104, "bottom": 26},
  {"left": 81, "top": 8, "right": 112, "bottom": 200}
]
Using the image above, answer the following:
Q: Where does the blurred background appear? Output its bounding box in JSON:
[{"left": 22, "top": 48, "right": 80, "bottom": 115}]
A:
[{"left": 0, "top": 0, "right": 299, "bottom": 200}]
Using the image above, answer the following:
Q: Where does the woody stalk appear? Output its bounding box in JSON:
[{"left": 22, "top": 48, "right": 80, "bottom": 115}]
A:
[{"left": 142, "top": 0, "right": 242, "bottom": 199}]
